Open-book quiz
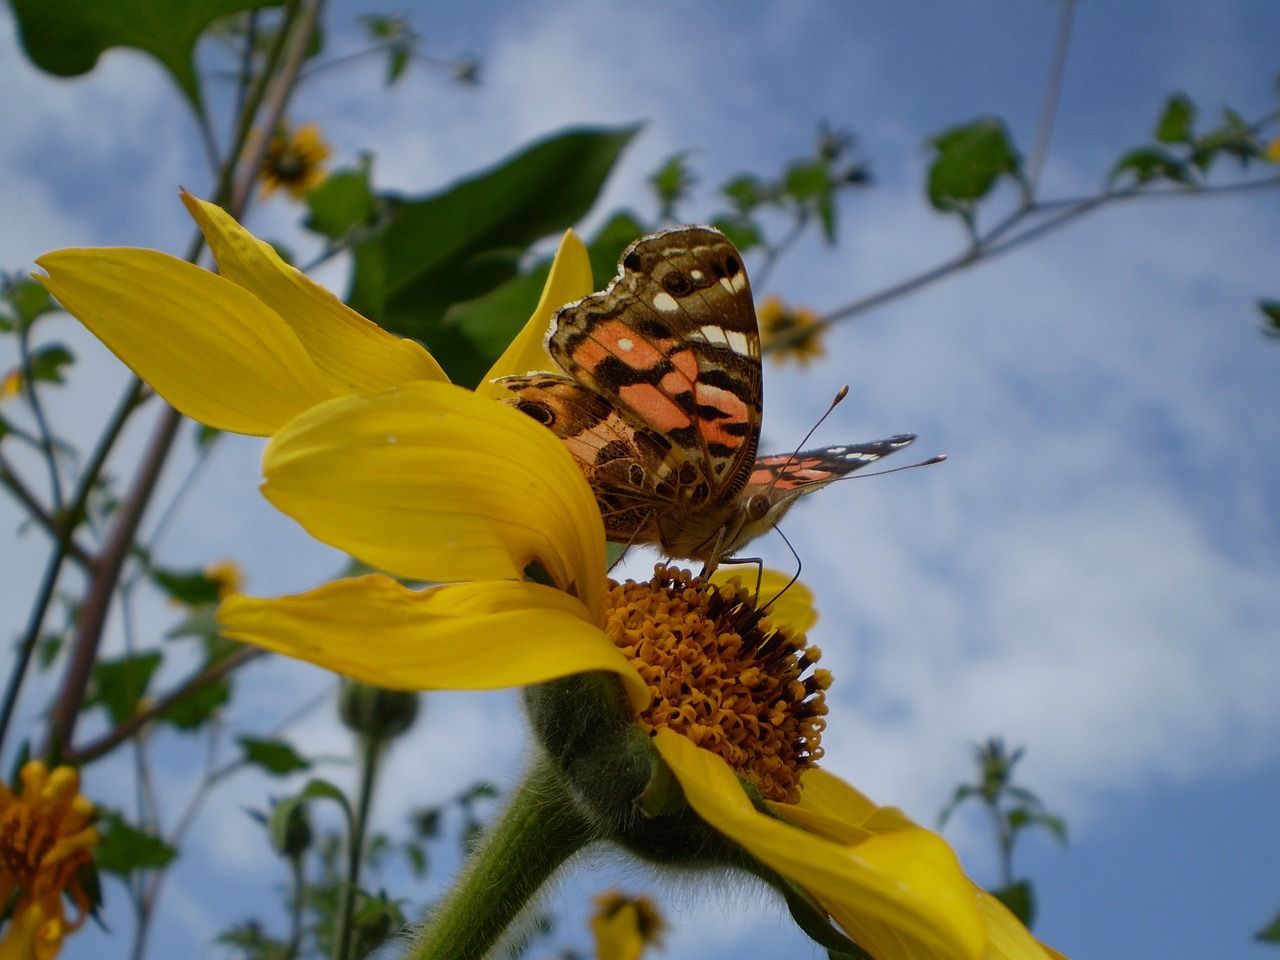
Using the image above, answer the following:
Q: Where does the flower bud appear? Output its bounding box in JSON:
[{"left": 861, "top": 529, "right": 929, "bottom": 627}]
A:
[{"left": 338, "top": 679, "right": 420, "bottom": 742}]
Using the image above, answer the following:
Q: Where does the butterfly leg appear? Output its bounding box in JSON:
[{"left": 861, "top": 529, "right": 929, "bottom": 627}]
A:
[{"left": 715, "top": 554, "right": 765, "bottom": 603}]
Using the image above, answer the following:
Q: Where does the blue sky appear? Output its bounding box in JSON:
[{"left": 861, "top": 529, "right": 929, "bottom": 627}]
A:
[{"left": 2, "top": 2, "right": 1279, "bottom": 958}]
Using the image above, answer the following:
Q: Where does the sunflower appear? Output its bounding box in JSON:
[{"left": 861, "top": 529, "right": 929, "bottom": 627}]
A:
[
  {"left": 35, "top": 197, "right": 1061, "bottom": 960},
  {"left": 0, "top": 762, "right": 99, "bottom": 960},
  {"left": 258, "top": 121, "right": 331, "bottom": 199}
]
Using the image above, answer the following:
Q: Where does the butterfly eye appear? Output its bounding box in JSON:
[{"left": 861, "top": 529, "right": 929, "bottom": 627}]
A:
[
  {"left": 662, "top": 272, "right": 692, "bottom": 296},
  {"left": 745, "top": 494, "right": 771, "bottom": 521}
]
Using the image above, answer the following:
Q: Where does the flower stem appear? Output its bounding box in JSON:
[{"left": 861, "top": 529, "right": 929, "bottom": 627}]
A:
[
  {"left": 403, "top": 760, "right": 595, "bottom": 960},
  {"left": 333, "top": 735, "right": 381, "bottom": 960}
]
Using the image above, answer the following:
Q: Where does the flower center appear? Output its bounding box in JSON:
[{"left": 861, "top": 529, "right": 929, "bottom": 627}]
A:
[{"left": 603, "top": 564, "right": 830, "bottom": 804}]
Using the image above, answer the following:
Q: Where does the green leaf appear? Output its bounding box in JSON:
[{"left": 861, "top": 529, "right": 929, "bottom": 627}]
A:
[
  {"left": 586, "top": 211, "right": 648, "bottom": 284},
  {"left": 4, "top": 276, "right": 56, "bottom": 329},
  {"left": 305, "top": 161, "right": 378, "bottom": 239},
  {"left": 1155, "top": 94, "right": 1196, "bottom": 143},
  {"left": 238, "top": 735, "right": 310, "bottom": 775},
  {"left": 783, "top": 159, "right": 828, "bottom": 202},
  {"left": 1259, "top": 299, "right": 1280, "bottom": 337},
  {"left": 194, "top": 422, "right": 222, "bottom": 448},
  {"left": 710, "top": 216, "right": 762, "bottom": 253},
  {"left": 346, "top": 125, "right": 638, "bottom": 386},
  {"left": 649, "top": 151, "right": 696, "bottom": 219},
  {"left": 722, "top": 174, "right": 768, "bottom": 213},
  {"left": 27, "top": 343, "right": 74, "bottom": 384},
  {"left": 159, "top": 677, "right": 231, "bottom": 729},
  {"left": 166, "top": 604, "right": 222, "bottom": 644},
  {"left": 1110, "top": 146, "right": 1193, "bottom": 186},
  {"left": 927, "top": 117, "right": 1023, "bottom": 213},
  {"left": 1256, "top": 909, "right": 1280, "bottom": 943},
  {"left": 96, "top": 812, "right": 176, "bottom": 875},
  {"left": 86, "top": 652, "right": 163, "bottom": 725},
  {"left": 8, "top": 0, "right": 283, "bottom": 112},
  {"left": 387, "top": 43, "right": 411, "bottom": 85},
  {"left": 149, "top": 565, "right": 221, "bottom": 606},
  {"left": 992, "top": 880, "right": 1035, "bottom": 929}
]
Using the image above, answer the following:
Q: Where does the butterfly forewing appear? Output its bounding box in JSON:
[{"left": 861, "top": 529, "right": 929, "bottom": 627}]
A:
[{"left": 546, "top": 227, "right": 762, "bottom": 505}]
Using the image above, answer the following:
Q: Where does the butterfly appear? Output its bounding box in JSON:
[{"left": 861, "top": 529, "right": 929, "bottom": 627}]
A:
[{"left": 497, "top": 226, "right": 914, "bottom": 565}]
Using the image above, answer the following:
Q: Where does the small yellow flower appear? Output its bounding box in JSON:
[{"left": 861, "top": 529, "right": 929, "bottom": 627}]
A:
[
  {"left": 591, "top": 891, "right": 665, "bottom": 960},
  {"left": 1266, "top": 135, "right": 1280, "bottom": 164},
  {"left": 0, "top": 761, "right": 100, "bottom": 960},
  {"left": 259, "top": 121, "right": 331, "bottom": 199},
  {"left": 204, "top": 559, "right": 243, "bottom": 600},
  {"left": 0, "top": 369, "right": 22, "bottom": 400},
  {"left": 758, "top": 294, "right": 826, "bottom": 365}
]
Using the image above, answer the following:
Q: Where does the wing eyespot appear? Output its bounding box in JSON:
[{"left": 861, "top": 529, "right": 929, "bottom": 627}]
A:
[{"left": 662, "top": 272, "right": 692, "bottom": 296}]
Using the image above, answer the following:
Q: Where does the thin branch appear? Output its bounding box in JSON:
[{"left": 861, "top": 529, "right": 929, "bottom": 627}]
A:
[
  {"left": 1027, "top": 0, "right": 1077, "bottom": 193},
  {"left": 16, "top": 324, "right": 65, "bottom": 514},
  {"left": 0, "top": 452, "right": 96, "bottom": 571},
  {"left": 0, "top": 377, "right": 145, "bottom": 757},
  {"left": 775, "top": 173, "right": 1280, "bottom": 348},
  {"left": 66, "top": 647, "right": 264, "bottom": 765}
]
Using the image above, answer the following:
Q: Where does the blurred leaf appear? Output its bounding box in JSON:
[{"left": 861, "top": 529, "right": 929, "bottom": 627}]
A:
[
  {"left": 36, "top": 632, "right": 62, "bottom": 670},
  {"left": 927, "top": 117, "right": 1023, "bottom": 213},
  {"left": 1155, "top": 94, "right": 1196, "bottom": 143},
  {"left": 1259, "top": 299, "right": 1280, "bottom": 337},
  {"left": 3, "top": 275, "right": 57, "bottom": 329},
  {"left": 27, "top": 343, "right": 74, "bottom": 384},
  {"left": 783, "top": 159, "right": 828, "bottom": 202},
  {"left": 195, "top": 422, "right": 222, "bottom": 448},
  {"left": 267, "top": 794, "right": 313, "bottom": 856},
  {"left": 1007, "top": 806, "right": 1069, "bottom": 844},
  {"left": 8, "top": 0, "right": 283, "bottom": 111},
  {"left": 346, "top": 125, "right": 638, "bottom": 385},
  {"left": 305, "top": 161, "right": 377, "bottom": 239},
  {"left": 410, "top": 805, "right": 441, "bottom": 839},
  {"left": 722, "top": 173, "right": 768, "bottom": 213},
  {"left": 86, "top": 651, "right": 163, "bottom": 725},
  {"left": 937, "top": 784, "right": 979, "bottom": 827},
  {"left": 239, "top": 735, "right": 310, "bottom": 775},
  {"left": 1192, "top": 107, "right": 1263, "bottom": 172},
  {"left": 159, "top": 677, "right": 230, "bottom": 729},
  {"left": 214, "top": 920, "right": 286, "bottom": 960},
  {"left": 649, "top": 151, "right": 696, "bottom": 220},
  {"left": 386, "top": 44, "right": 411, "bottom": 85},
  {"left": 96, "top": 812, "right": 176, "bottom": 875},
  {"left": 403, "top": 841, "right": 428, "bottom": 876},
  {"left": 1110, "top": 146, "right": 1193, "bottom": 186},
  {"left": 992, "top": 880, "right": 1035, "bottom": 929},
  {"left": 149, "top": 565, "right": 221, "bottom": 606},
  {"left": 586, "top": 210, "right": 648, "bottom": 284},
  {"left": 1257, "top": 909, "right": 1280, "bottom": 943}
]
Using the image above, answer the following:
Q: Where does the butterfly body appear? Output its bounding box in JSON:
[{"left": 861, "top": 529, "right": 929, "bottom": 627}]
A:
[{"left": 499, "top": 227, "right": 912, "bottom": 565}]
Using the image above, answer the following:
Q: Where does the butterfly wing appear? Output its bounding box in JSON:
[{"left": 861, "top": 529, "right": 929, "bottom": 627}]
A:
[
  {"left": 724, "top": 435, "right": 917, "bottom": 553},
  {"left": 546, "top": 227, "right": 763, "bottom": 511},
  {"left": 499, "top": 373, "right": 674, "bottom": 541}
]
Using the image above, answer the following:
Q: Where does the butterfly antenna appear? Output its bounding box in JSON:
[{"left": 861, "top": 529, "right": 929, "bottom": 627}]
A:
[
  {"left": 764, "top": 385, "right": 850, "bottom": 499},
  {"left": 832, "top": 453, "right": 948, "bottom": 482}
]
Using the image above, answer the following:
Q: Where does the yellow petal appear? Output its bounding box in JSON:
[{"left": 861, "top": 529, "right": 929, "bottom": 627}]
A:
[
  {"left": 653, "top": 730, "right": 986, "bottom": 960},
  {"left": 977, "top": 891, "right": 1062, "bottom": 960},
  {"left": 181, "top": 192, "right": 447, "bottom": 393},
  {"left": 592, "top": 903, "right": 647, "bottom": 960},
  {"left": 36, "top": 248, "right": 335, "bottom": 435},
  {"left": 262, "top": 381, "right": 607, "bottom": 614},
  {"left": 476, "top": 229, "right": 594, "bottom": 396},
  {"left": 219, "top": 574, "right": 648, "bottom": 708},
  {"left": 710, "top": 567, "right": 818, "bottom": 634}
]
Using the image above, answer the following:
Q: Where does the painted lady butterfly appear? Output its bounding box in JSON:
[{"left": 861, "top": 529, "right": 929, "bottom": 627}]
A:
[{"left": 499, "top": 226, "right": 913, "bottom": 564}]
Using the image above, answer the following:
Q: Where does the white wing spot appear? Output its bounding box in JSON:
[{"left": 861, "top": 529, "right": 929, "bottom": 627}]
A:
[
  {"left": 699, "top": 324, "right": 729, "bottom": 345},
  {"left": 690, "top": 269, "right": 704, "bottom": 280},
  {"left": 720, "top": 273, "right": 748, "bottom": 293},
  {"left": 726, "top": 330, "right": 750, "bottom": 355},
  {"left": 653, "top": 292, "right": 680, "bottom": 313},
  {"left": 618, "top": 337, "right": 635, "bottom": 351}
]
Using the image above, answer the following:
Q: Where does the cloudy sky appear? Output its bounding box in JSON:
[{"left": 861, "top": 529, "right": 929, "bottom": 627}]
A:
[{"left": 2, "top": 2, "right": 1279, "bottom": 958}]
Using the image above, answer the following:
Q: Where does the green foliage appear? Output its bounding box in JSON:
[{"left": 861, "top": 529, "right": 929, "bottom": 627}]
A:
[
  {"left": 1113, "top": 93, "right": 1272, "bottom": 186},
  {"left": 1259, "top": 299, "right": 1280, "bottom": 337},
  {"left": 148, "top": 564, "right": 223, "bottom": 607},
  {"left": 928, "top": 117, "right": 1024, "bottom": 221},
  {"left": 158, "top": 676, "right": 231, "bottom": 729},
  {"left": 649, "top": 151, "right": 697, "bottom": 221},
  {"left": 1155, "top": 94, "right": 1196, "bottom": 144},
  {"left": 96, "top": 811, "right": 177, "bottom": 875},
  {"left": 25, "top": 343, "right": 74, "bottom": 384},
  {"left": 304, "top": 159, "right": 379, "bottom": 240},
  {"left": 1257, "top": 908, "right": 1280, "bottom": 943},
  {"left": 7, "top": 0, "right": 282, "bottom": 111},
  {"left": 85, "top": 651, "right": 163, "bottom": 725},
  {"left": 341, "top": 125, "right": 638, "bottom": 385},
  {"left": 938, "top": 738, "right": 1066, "bottom": 932},
  {"left": 1, "top": 274, "right": 57, "bottom": 331},
  {"left": 239, "top": 736, "right": 311, "bottom": 775},
  {"left": 992, "top": 879, "right": 1035, "bottom": 928}
]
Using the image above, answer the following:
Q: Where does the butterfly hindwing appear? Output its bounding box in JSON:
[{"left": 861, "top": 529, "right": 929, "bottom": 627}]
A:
[{"left": 743, "top": 435, "right": 917, "bottom": 505}]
